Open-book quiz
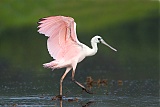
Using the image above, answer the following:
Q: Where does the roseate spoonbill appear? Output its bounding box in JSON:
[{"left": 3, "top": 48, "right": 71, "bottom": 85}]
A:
[{"left": 37, "top": 16, "right": 117, "bottom": 96}]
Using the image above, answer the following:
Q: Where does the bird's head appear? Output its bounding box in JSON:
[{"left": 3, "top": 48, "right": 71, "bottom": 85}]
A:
[{"left": 92, "top": 35, "right": 117, "bottom": 51}]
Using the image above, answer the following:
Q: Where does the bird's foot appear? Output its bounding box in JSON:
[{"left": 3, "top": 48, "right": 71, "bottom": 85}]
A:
[
  {"left": 72, "top": 79, "right": 94, "bottom": 94},
  {"left": 82, "top": 88, "right": 94, "bottom": 94}
]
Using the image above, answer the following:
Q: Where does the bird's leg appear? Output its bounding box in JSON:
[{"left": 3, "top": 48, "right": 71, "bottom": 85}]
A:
[
  {"left": 59, "top": 67, "right": 71, "bottom": 98},
  {"left": 72, "top": 70, "right": 85, "bottom": 89},
  {"left": 72, "top": 70, "right": 93, "bottom": 94}
]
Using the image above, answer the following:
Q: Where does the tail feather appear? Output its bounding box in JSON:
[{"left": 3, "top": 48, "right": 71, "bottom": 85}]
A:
[
  {"left": 43, "top": 60, "right": 71, "bottom": 70},
  {"left": 43, "top": 61, "right": 58, "bottom": 69}
]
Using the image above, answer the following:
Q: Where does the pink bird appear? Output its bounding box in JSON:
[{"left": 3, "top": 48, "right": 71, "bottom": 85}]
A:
[{"left": 37, "top": 16, "right": 117, "bottom": 97}]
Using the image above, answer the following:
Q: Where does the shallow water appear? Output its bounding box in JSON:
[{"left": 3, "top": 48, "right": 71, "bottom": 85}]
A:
[
  {"left": 0, "top": 79, "right": 159, "bottom": 107},
  {"left": 1, "top": 95, "right": 159, "bottom": 107}
]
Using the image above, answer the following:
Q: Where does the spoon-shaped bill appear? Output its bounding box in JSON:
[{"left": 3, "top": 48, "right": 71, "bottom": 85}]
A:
[{"left": 101, "top": 40, "right": 117, "bottom": 52}]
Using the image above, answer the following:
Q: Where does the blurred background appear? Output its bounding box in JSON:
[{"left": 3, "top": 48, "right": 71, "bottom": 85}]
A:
[{"left": 0, "top": 0, "right": 159, "bottom": 96}]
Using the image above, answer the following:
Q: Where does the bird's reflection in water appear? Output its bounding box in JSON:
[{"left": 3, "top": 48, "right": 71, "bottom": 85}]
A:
[
  {"left": 51, "top": 95, "right": 95, "bottom": 107},
  {"left": 80, "top": 101, "right": 95, "bottom": 107}
]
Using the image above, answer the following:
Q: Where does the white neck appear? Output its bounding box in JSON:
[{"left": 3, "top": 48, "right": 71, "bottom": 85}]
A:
[{"left": 86, "top": 41, "right": 98, "bottom": 56}]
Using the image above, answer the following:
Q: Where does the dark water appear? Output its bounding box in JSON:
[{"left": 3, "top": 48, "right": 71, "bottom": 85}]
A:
[{"left": 0, "top": 79, "right": 159, "bottom": 107}]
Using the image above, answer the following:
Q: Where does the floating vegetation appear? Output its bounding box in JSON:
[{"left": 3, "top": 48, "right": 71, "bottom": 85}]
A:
[
  {"left": 85, "top": 76, "right": 108, "bottom": 88},
  {"left": 67, "top": 97, "right": 79, "bottom": 102},
  {"left": 117, "top": 80, "right": 123, "bottom": 86},
  {"left": 84, "top": 76, "right": 126, "bottom": 96},
  {"left": 85, "top": 76, "right": 123, "bottom": 88}
]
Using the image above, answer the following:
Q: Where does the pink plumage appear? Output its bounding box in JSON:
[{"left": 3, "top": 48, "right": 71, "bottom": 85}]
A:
[
  {"left": 38, "top": 16, "right": 82, "bottom": 69},
  {"left": 37, "top": 16, "right": 117, "bottom": 96}
]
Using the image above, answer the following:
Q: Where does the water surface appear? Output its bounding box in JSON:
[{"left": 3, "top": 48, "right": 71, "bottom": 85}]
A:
[{"left": 0, "top": 79, "right": 159, "bottom": 107}]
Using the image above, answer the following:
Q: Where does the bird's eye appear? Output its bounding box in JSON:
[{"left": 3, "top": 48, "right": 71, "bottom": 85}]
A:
[{"left": 98, "top": 38, "right": 101, "bottom": 41}]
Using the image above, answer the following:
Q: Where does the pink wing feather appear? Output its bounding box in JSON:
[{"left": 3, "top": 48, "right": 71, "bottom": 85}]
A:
[{"left": 38, "top": 16, "right": 82, "bottom": 60}]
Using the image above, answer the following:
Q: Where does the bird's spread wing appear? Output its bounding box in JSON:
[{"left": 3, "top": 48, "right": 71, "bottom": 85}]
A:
[{"left": 38, "top": 16, "right": 82, "bottom": 60}]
